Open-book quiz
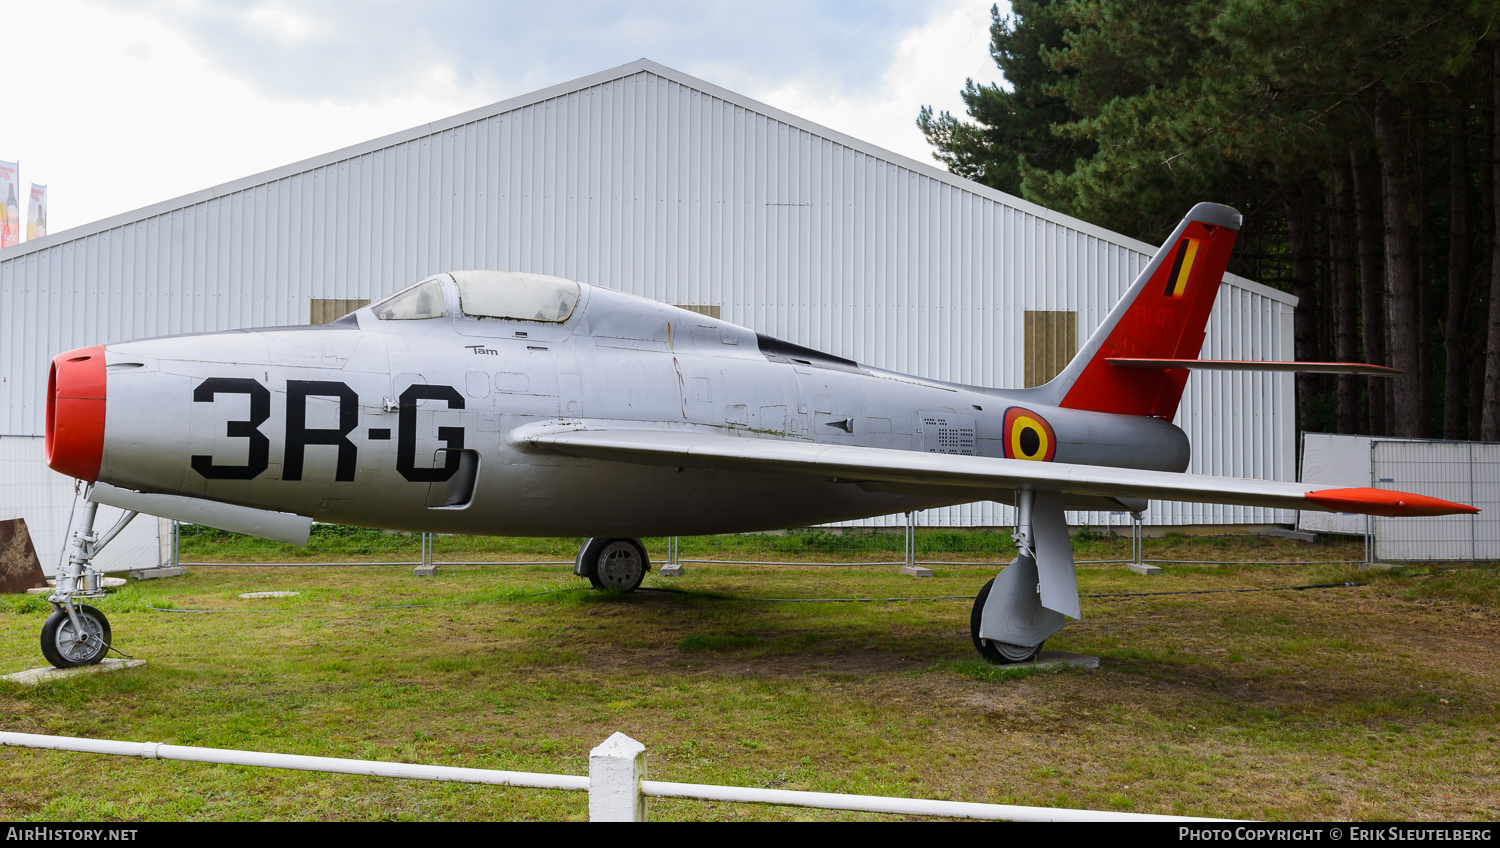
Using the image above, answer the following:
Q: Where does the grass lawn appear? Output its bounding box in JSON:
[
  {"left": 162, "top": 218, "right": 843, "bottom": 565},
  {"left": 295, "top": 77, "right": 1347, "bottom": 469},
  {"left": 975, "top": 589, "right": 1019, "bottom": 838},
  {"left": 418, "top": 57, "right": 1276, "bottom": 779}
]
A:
[{"left": 1, "top": 533, "right": 1496, "bottom": 821}]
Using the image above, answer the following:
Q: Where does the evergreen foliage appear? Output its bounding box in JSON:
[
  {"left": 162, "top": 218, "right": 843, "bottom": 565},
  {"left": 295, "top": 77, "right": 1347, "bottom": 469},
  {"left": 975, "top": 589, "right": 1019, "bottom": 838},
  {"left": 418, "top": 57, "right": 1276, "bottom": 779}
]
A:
[{"left": 922, "top": 0, "right": 1500, "bottom": 439}]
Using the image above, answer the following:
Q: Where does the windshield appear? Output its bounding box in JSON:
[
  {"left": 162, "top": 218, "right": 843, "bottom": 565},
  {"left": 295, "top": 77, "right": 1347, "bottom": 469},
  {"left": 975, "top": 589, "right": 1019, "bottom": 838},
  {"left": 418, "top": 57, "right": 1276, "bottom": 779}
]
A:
[
  {"left": 372, "top": 279, "right": 446, "bottom": 320},
  {"left": 450, "top": 271, "right": 579, "bottom": 323}
]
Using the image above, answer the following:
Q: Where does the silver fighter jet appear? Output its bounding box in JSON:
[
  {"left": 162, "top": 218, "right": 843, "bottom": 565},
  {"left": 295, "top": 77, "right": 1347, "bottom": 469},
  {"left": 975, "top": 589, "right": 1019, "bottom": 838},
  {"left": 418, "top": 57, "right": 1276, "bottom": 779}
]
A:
[{"left": 39, "top": 203, "right": 1476, "bottom": 668}]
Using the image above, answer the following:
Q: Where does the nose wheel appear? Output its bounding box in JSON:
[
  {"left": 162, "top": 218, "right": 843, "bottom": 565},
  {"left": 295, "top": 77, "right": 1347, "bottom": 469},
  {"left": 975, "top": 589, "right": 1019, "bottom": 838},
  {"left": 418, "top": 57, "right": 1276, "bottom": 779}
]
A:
[
  {"left": 578, "top": 537, "right": 649, "bottom": 592},
  {"left": 40, "top": 604, "right": 112, "bottom": 668}
]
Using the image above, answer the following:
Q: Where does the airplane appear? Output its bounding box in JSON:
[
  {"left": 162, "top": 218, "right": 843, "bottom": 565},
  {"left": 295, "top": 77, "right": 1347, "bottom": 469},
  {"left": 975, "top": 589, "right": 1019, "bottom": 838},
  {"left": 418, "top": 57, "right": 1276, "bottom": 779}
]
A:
[{"left": 38, "top": 202, "right": 1477, "bottom": 669}]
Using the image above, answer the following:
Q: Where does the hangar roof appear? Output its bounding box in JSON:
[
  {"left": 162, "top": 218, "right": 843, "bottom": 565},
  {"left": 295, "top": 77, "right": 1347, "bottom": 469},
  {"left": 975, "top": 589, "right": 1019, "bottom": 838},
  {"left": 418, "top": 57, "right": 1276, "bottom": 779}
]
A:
[{"left": 0, "top": 58, "right": 1290, "bottom": 306}]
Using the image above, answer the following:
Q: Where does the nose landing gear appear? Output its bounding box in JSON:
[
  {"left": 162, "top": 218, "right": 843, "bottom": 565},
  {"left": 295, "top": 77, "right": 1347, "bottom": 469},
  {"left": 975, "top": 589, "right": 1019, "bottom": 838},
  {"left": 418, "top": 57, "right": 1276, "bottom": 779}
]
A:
[{"left": 41, "top": 490, "right": 136, "bottom": 668}]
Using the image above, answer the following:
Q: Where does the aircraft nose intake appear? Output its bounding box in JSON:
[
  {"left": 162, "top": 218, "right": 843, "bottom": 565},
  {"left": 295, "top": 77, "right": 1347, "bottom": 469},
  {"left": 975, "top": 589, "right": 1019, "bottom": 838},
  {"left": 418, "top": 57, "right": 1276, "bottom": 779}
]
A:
[{"left": 46, "top": 345, "right": 107, "bottom": 482}]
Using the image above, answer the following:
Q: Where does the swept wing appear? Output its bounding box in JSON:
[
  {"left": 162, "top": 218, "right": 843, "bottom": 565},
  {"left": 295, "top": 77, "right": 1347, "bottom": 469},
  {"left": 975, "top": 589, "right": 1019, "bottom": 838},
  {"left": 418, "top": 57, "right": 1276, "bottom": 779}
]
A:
[{"left": 515, "top": 424, "right": 1476, "bottom": 518}]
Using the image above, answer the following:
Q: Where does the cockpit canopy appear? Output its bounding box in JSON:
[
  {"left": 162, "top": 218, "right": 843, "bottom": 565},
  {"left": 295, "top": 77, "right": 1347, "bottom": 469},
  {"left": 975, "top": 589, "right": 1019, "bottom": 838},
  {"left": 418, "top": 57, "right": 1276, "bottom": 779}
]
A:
[{"left": 371, "top": 271, "right": 581, "bottom": 323}]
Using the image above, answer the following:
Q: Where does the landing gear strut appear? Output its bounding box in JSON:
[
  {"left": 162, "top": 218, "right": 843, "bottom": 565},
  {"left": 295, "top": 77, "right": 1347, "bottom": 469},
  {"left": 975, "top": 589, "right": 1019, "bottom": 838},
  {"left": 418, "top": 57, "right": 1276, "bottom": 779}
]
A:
[
  {"left": 576, "top": 537, "right": 649, "bottom": 592},
  {"left": 970, "top": 488, "right": 1076, "bottom": 664},
  {"left": 42, "top": 491, "right": 136, "bottom": 668}
]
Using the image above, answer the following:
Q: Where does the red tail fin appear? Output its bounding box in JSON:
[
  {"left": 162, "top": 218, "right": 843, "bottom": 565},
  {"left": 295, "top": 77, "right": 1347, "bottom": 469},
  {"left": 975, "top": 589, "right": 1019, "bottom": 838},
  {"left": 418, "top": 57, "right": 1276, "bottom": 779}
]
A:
[{"left": 1047, "top": 203, "right": 1240, "bottom": 418}]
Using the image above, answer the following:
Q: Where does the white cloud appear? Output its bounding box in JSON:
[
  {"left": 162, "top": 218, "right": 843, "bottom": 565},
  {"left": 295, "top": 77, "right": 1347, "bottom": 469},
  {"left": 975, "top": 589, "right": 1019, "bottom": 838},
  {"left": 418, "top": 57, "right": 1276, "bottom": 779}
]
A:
[
  {"left": 246, "top": 4, "right": 318, "bottom": 43},
  {"left": 3, "top": 1, "right": 1003, "bottom": 235},
  {"left": 4, "top": 1, "right": 484, "bottom": 232},
  {"left": 750, "top": 1, "right": 1000, "bottom": 166}
]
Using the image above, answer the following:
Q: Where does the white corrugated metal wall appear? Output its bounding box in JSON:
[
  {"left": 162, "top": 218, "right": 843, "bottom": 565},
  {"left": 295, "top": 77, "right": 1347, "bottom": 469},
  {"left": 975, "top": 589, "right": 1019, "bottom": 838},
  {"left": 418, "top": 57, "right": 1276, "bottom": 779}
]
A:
[{"left": 0, "top": 60, "right": 1295, "bottom": 539}]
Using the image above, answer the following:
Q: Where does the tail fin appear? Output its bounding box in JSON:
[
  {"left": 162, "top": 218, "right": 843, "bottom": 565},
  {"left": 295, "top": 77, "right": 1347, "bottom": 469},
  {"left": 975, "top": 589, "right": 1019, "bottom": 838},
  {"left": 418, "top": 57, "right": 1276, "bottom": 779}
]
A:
[{"left": 1040, "top": 202, "right": 1241, "bottom": 418}]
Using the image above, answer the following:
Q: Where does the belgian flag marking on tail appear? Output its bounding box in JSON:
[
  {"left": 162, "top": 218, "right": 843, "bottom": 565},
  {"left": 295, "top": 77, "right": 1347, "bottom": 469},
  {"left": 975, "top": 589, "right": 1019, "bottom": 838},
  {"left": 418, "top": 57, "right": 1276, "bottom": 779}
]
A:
[
  {"left": 1003, "top": 407, "right": 1057, "bottom": 462},
  {"left": 1163, "top": 238, "right": 1200, "bottom": 299}
]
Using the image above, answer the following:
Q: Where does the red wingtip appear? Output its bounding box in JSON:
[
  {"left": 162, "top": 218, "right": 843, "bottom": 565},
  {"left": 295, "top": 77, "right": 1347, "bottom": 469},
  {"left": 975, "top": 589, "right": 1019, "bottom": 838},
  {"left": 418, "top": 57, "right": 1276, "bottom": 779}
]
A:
[
  {"left": 1304, "top": 487, "right": 1480, "bottom": 517},
  {"left": 45, "top": 345, "right": 107, "bottom": 483}
]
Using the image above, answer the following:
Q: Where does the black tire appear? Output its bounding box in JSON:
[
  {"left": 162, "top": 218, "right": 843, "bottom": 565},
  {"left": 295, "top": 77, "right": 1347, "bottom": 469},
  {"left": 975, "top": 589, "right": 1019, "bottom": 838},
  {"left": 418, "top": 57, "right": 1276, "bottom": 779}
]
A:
[
  {"left": 581, "top": 538, "right": 648, "bottom": 592},
  {"left": 40, "top": 604, "right": 111, "bottom": 668},
  {"left": 969, "top": 579, "right": 1043, "bottom": 664}
]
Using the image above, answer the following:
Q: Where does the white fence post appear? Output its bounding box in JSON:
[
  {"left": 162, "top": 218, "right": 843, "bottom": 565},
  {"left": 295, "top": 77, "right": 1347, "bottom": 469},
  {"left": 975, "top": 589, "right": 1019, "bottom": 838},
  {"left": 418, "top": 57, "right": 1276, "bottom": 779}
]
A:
[{"left": 589, "top": 732, "right": 647, "bottom": 821}]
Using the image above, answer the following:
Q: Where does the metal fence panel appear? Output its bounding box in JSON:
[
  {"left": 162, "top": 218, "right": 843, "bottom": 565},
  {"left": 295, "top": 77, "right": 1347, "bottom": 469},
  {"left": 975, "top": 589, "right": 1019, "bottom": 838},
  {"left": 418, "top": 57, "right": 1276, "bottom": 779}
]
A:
[{"left": 1373, "top": 440, "right": 1500, "bottom": 561}]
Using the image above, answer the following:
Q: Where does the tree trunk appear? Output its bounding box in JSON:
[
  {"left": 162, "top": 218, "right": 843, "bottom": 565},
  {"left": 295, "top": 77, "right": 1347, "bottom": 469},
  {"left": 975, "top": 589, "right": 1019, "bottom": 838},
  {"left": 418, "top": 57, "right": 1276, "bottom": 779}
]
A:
[
  {"left": 1415, "top": 91, "right": 1432, "bottom": 437},
  {"left": 1374, "top": 86, "right": 1422, "bottom": 437},
  {"left": 1483, "top": 49, "right": 1500, "bottom": 441},
  {"left": 1351, "top": 144, "right": 1387, "bottom": 435},
  {"left": 1474, "top": 73, "right": 1495, "bottom": 440},
  {"left": 1445, "top": 105, "right": 1470, "bottom": 440},
  {"left": 1330, "top": 161, "right": 1359, "bottom": 434},
  {"left": 1284, "top": 182, "right": 1319, "bottom": 434}
]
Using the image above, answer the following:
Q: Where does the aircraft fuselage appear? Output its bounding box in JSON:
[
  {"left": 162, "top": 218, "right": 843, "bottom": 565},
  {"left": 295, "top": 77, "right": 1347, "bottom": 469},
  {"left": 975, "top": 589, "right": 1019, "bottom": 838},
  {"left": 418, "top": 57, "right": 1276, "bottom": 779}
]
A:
[{"left": 89, "top": 275, "right": 1189, "bottom": 536}]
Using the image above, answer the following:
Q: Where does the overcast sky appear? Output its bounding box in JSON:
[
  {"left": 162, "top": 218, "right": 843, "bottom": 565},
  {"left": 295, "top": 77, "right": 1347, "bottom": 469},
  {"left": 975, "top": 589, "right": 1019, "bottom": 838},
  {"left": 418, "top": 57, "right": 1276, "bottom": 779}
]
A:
[{"left": 3, "top": 1, "right": 1008, "bottom": 236}]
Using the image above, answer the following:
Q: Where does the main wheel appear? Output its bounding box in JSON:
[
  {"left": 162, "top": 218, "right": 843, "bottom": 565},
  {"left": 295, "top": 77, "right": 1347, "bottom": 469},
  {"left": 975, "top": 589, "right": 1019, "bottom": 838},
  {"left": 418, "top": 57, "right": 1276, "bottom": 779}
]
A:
[
  {"left": 969, "top": 578, "right": 1043, "bottom": 664},
  {"left": 40, "top": 604, "right": 111, "bottom": 668},
  {"left": 581, "top": 538, "right": 648, "bottom": 592}
]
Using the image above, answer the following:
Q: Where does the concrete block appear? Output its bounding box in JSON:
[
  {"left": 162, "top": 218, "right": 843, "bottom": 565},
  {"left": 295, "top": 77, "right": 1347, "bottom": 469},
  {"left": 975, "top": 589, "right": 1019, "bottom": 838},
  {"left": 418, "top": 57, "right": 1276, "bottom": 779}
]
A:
[
  {"left": 129, "top": 566, "right": 187, "bottom": 581},
  {"left": 413, "top": 565, "right": 437, "bottom": 577},
  {"left": 1033, "top": 651, "right": 1100, "bottom": 670},
  {"left": 1358, "top": 562, "right": 1404, "bottom": 571},
  {"left": 899, "top": 565, "right": 934, "bottom": 578},
  {"left": 1267, "top": 527, "right": 1318, "bottom": 543},
  {"left": 657, "top": 564, "right": 684, "bottom": 577},
  {"left": 4, "top": 659, "right": 146, "bottom": 686},
  {"left": 1127, "top": 563, "right": 1163, "bottom": 576}
]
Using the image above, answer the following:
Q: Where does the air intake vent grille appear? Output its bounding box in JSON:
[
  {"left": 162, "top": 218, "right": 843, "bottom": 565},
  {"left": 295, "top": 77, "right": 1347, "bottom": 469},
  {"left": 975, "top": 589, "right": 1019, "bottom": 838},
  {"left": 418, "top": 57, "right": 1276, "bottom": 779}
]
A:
[{"left": 919, "top": 413, "right": 976, "bottom": 455}]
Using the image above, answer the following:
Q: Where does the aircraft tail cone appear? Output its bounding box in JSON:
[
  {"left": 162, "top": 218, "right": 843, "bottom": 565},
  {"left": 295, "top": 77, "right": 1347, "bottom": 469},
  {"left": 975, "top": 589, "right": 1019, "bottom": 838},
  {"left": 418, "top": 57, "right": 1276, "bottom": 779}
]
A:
[{"left": 45, "top": 345, "right": 106, "bottom": 483}]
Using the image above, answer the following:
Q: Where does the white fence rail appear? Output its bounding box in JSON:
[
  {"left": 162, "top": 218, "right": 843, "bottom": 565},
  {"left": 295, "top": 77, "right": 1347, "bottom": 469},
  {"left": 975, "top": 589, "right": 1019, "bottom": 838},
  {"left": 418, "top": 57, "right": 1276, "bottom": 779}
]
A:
[{"left": 0, "top": 730, "right": 1227, "bottom": 822}]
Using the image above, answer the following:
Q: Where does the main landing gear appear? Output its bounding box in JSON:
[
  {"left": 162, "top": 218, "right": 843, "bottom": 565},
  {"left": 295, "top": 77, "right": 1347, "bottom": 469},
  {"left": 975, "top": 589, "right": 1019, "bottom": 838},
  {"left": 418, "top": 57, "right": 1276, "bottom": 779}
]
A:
[
  {"left": 968, "top": 488, "right": 1079, "bottom": 665},
  {"left": 970, "top": 579, "right": 1043, "bottom": 664},
  {"left": 42, "top": 491, "right": 137, "bottom": 668},
  {"left": 576, "top": 537, "right": 649, "bottom": 592}
]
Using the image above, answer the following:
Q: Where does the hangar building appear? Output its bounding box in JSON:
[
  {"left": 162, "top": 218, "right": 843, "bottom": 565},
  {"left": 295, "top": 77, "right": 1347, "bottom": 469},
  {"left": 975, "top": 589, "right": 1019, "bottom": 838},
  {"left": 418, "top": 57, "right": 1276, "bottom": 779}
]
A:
[{"left": 0, "top": 60, "right": 1296, "bottom": 573}]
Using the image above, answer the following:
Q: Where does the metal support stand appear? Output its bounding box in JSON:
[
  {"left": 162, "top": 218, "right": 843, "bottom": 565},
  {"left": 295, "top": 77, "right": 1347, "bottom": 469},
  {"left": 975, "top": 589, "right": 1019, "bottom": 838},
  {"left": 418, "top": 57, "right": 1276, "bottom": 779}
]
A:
[
  {"left": 414, "top": 533, "right": 437, "bottom": 576},
  {"left": 899, "top": 511, "right": 931, "bottom": 577},
  {"left": 1125, "top": 511, "right": 1160, "bottom": 575},
  {"left": 905, "top": 512, "right": 914, "bottom": 568},
  {"left": 659, "top": 537, "right": 684, "bottom": 577}
]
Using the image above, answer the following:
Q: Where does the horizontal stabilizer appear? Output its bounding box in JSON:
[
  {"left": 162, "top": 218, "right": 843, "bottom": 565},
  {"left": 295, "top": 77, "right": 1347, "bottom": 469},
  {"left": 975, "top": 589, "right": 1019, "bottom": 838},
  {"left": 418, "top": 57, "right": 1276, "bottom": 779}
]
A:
[
  {"left": 513, "top": 423, "right": 1479, "bottom": 518},
  {"left": 1106, "top": 358, "right": 1402, "bottom": 377},
  {"left": 90, "top": 482, "right": 312, "bottom": 545}
]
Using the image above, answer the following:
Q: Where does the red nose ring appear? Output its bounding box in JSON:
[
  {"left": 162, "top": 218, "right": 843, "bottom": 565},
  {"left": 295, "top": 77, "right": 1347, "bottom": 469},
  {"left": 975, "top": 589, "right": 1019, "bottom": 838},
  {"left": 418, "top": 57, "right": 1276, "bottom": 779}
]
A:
[{"left": 45, "top": 345, "right": 107, "bottom": 482}]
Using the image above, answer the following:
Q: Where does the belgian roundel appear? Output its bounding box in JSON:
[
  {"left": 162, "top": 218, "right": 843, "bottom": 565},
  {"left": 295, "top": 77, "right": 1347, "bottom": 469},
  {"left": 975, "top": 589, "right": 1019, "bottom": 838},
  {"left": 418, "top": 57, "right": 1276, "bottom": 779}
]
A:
[{"left": 1002, "top": 407, "right": 1057, "bottom": 462}]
